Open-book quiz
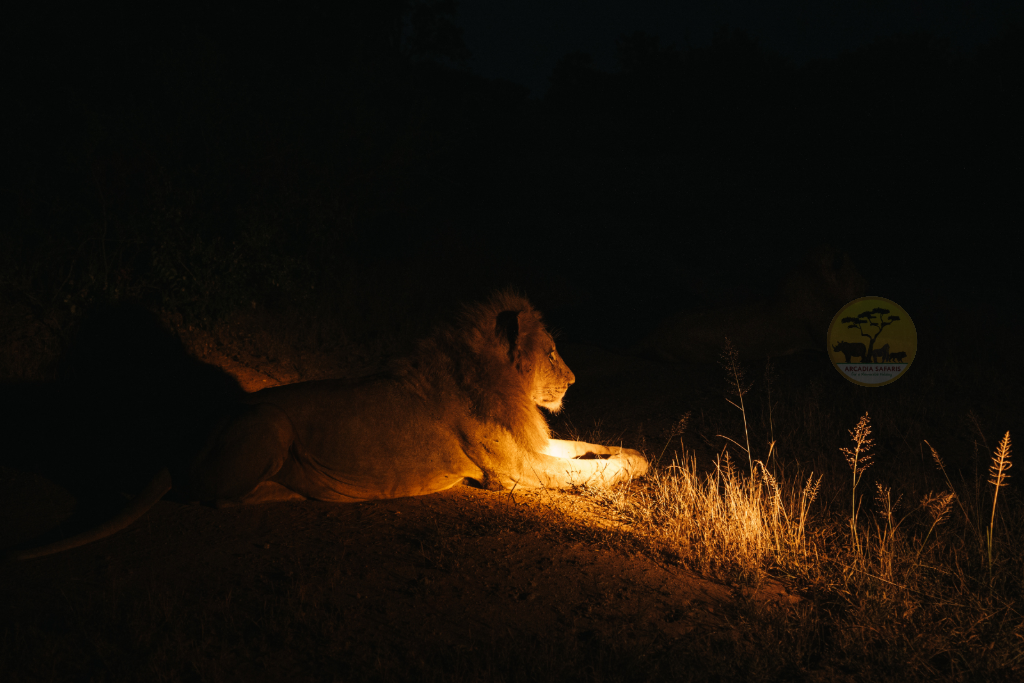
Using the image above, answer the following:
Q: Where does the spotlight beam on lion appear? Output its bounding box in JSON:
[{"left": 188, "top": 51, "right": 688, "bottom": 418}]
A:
[{"left": 7, "top": 291, "right": 648, "bottom": 561}]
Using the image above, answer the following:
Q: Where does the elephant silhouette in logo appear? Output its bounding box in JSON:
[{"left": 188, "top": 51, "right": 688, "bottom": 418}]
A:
[
  {"left": 870, "top": 343, "right": 890, "bottom": 363},
  {"left": 832, "top": 341, "right": 867, "bottom": 362}
]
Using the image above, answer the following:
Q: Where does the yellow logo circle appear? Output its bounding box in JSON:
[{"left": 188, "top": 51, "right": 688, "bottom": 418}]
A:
[{"left": 828, "top": 296, "right": 916, "bottom": 387}]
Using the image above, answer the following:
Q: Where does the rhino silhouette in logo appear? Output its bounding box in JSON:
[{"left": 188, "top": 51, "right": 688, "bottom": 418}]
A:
[{"left": 832, "top": 341, "right": 867, "bottom": 362}]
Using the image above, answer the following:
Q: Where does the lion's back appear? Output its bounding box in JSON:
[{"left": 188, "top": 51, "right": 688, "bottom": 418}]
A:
[
  {"left": 251, "top": 375, "right": 487, "bottom": 500},
  {"left": 241, "top": 290, "right": 565, "bottom": 499}
]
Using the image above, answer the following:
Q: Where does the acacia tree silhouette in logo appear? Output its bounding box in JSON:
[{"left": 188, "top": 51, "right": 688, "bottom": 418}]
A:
[{"left": 840, "top": 306, "right": 901, "bottom": 362}]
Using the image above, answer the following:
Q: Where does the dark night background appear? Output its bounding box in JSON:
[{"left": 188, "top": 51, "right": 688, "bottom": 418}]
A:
[
  {"left": 2, "top": 0, "right": 1022, "bottom": 346},
  {"left": 3, "top": 3, "right": 1024, "bottom": 679}
]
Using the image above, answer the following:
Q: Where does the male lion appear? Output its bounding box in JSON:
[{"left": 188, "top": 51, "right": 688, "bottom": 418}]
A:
[{"left": 10, "top": 291, "right": 648, "bottom": 560}]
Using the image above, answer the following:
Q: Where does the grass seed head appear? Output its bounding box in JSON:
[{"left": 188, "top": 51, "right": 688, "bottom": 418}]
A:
[
  {"left": 840, "top": 412, "right": 875, "bottom": 476},
  {"left": 662, "top": 412, "right": 691, "bottom": 440},
  {"left": 874, "top": 482, "right": 902, "bottom": 514},
  {"left": 804, "top": 473, "right": 822, "bottom": 506},
  {"left": 926, "top": 441, "right": 945, "bottom": 472},
  {"left": 921, "top": 490, "right": 955, "bottom": 526},
  {"left": 988, "top": 431, "right": 1012, "bottom": 488}
]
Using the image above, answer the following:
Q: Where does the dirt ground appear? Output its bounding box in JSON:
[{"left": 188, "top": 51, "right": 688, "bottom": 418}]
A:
[
  {"left": 1, "top": 469, "right": 802, "bottom": 676},
  {"left": 0, "top": 323, "right": 818, "bottom": 682}
]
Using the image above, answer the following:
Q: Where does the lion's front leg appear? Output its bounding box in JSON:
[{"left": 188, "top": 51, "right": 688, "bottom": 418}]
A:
[
  {"left": 514, "top": 450, "right": 649, "bottom": 489},
  {"left": 472, "top": 434, "right": 648, "bottom": 491},
  {"left": 545, "top": 438, "right": 643, "bottom": 460}
]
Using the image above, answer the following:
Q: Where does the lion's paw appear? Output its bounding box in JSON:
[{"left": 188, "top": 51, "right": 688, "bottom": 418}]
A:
[{"left": 611, "top": 449, "right": 649, "bottom": 477}]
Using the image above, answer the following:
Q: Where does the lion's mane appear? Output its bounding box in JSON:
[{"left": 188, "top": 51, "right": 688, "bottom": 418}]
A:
[{"left": 388, "top": 290, "right": 555, "bottom": 458}]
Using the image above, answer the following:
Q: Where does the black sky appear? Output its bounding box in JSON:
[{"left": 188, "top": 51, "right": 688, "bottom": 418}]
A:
[
  {"left": 3, "top": 0, "right": 1022, "bottom": 339},
  {"left": 457, "top": 0, "right": 1021, "bottom": 94},
  {"left": 447, "top": 0, "right": 1023, "bottom": 321}
]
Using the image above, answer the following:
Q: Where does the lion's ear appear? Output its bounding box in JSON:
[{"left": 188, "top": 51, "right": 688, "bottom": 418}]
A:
[{"left": 494, "top": 310, "right": 521, "bottom": 363}]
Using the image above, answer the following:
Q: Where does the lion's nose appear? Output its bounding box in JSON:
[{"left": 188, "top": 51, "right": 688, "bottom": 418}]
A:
[{"left": 567, "top": 371, "right": 575, "bottom": 386}]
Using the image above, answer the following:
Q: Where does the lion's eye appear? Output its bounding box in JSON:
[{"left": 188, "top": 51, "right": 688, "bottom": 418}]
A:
[{"left": 548, "top": 351, "right": 557, "bottom": 362}]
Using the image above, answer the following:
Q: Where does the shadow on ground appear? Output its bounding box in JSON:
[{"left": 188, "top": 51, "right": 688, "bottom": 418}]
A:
[{"left": 0, "top": 304, "right": 244, "bottom": 549}]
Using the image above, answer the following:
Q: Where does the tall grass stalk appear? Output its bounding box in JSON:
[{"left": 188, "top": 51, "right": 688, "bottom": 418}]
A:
[
  {"left": 986, "top": 431, "right": 1012, "bottom": 572},
  {"left": 925, "top": 439, "right": 979, "bottom": 541},
  {"left": 657, "top": 411, "right": 691, "bottom": 465},
  {"left": 762, "top": 356, "right": 778, "bottom": 468},
  {"left": 914, "top": 489, "right": 955, "bottom": 566},
  {"left": 840, "top": 413, "right": 875, "bottom": 554},
  {"left": 718, "top": 338, "right": 754, "bottom": 473}
]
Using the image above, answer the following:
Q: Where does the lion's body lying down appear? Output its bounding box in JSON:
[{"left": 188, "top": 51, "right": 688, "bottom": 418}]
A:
[
  {"left": 10, "top": 291, "right": 647, "bottom": 559},
  {"left": 193, "top": 291, "right": 646, "bottom": 506}
]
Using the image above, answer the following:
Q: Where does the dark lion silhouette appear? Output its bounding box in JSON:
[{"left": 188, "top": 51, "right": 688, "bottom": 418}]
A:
[
  {"left": 634, "top": 246, "right": 866, "bottom": 364},
  {"left": 888, "top": 351, "right": 907, "bottom": 363},
  {"left": 832, "top": 341, "right": 867, "bottom": 362}
]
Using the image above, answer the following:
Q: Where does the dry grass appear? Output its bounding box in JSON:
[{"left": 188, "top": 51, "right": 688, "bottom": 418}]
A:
[
  {"left": 590, "top": 451, "right": 820, "bottom": 584},
  {"left": 576, "top": 347, "right": 1024, "bottom": 680}
]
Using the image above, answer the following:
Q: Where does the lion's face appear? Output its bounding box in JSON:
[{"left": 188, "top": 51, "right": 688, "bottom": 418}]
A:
[{"left": 531, "top": 338, "right": 574, "bottom": 414}]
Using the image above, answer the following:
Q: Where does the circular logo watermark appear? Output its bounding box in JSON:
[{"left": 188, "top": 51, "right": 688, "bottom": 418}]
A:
[{"left": 828, "top": 296, "right": 916, "bottom": 387}]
